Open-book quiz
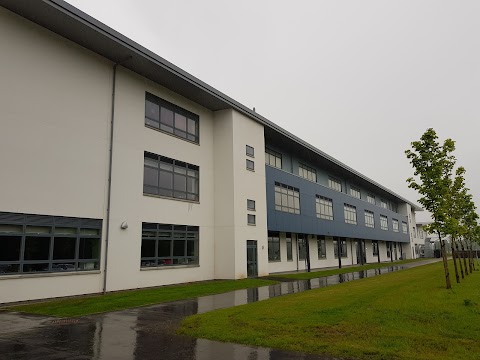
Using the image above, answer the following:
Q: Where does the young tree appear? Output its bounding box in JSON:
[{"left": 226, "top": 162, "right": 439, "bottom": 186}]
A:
[{"left": 405, "top": 128, "right": 456, "bottom": 289}]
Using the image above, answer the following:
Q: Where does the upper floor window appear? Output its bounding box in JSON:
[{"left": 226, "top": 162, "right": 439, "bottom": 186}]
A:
[
  {"left": 364, "top": 210, "right": 375, "bottom": 228},
  {"left": 367, "top": 194, "right": 376, "bottom": 204},
  {"left": 0, "top": 212, "right": 101, "bottom": 275},
  {"left": 247, "top": 214, "right": 256, "bottom": 225},
  {"left": 141, "top": 223, "right": 198, "bottom": 268},
  {"left": 350, "top": 186, "right": 361, "bottom": 199},
  {"left": 246, "top": 159, "right": 255, "bottom": 171},
  {"left": 274, "top": 182, "right": 300, "bottom": 214},
  {"left": 380, "top": 215, "right": 388, "bottom": 230},
  {"left": 380, "top": 199, "right": 388, "bottom": 209},
  {"left": 299, "top": 163, "right": 317, "bottom": 182},
  {"left": 344, "top": 204, "right": 357, "bottom": 225},
  {"left": 144, "top": 152, "right": 199, "bottom": 202},
  {"left": 265, "top": 148, "right": 282, "bottom": 169},
  {"left": 316, "top": 196, "right": 334, "bottom": 220},
  {"left": 246, "top": 145, "right": 254, "bottom": 157},
  {"left": 328, "top": 177, "right": 342, "bottom": 192},
  {"left": 145, "top": 92, "right": 199, "bottom": 143},
  {"left": 402, "top": 222, "right": 408, "bottom": 234},
  {"left": 388, "top": 202, "right": 398, "bottom": 213},
  {"left": 392, "top": 219, "right": 399, "bottom": 232},
  {"left": 247, "top": 199, "right": 256, "bottom": 211}
]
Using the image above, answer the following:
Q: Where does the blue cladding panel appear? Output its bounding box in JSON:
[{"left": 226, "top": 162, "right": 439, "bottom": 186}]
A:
[{"left": 266, "top": 166, "right": 410, "bottom": 243}]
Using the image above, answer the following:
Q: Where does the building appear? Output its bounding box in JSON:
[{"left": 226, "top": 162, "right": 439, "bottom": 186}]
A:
[{"left": 0, "top": 1, "right": 421, "bottom": 304}]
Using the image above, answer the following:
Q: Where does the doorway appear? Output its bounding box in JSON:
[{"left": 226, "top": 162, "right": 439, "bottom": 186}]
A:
[{"left": 246, "top": 240, "right": 258, "bottom": 277}]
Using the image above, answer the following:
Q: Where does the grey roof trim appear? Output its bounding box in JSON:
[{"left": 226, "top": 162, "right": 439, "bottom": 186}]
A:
[{"left": 1, "top": 0, "right": 421, "bottom": 211}]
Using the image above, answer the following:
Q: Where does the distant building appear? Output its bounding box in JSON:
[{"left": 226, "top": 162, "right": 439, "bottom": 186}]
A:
[{"left": 0, "top": 1, "right": 422, "bottom": 304}]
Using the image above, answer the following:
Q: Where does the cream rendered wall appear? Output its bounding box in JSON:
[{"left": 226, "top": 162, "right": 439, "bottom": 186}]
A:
[
  {"left": 104, "top": 68, "right": 216, "bottom": 292},
  {"left": 0, "top": 8, "right": 111, "bottom": 302},
  {"left": 231, "top": 111, "right": 268, "bottom": 278}
]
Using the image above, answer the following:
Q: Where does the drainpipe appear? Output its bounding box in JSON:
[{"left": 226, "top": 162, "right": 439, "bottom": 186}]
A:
[{"left": 103, "top": 58, "right": 130, "bottom": 295}]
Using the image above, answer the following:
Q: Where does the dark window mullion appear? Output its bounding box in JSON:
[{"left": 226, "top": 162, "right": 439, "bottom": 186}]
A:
[{"left": 75, "top": 228, "right": 80, "bottom": 270}]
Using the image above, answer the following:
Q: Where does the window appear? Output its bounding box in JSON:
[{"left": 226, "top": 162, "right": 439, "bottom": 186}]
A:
[
  {"left": 380, "top": 215, "right": 388, "bottom": 230},
  {"left": 344, "top": 204, "right": 357, "bottom": 225},
  {"left": 247, "top": 214, "right": 256, "bottom": 225},
  {"left": 328, "top": 177, "right": 342, "bottom": 192},
  {"left": 298, "top": 234, "right": 306, "bottom": 260},
  {"left": 420, "top": 229, "right": 424, "bottom": 239},
  {"left": 0, "top": 212, "right": 101, "bottom": 275},
  {"left": 367, "top": 194, "right": 376, "bottom": 204},
  {"left": 333, "top": 238, "right": 347, "bottom": 258},
  {"left": 141, "top": 223, "right": 199, "bottom": 268},
  {"left": 246, "top": 159, "right": 255, "bottom": 171},
  {"left": 350, "top": 186, "right": 361, "bottom": 199},
  {"left": 380, "top": 199, "right": 387, "bottom": 209},
  {"left": 364, "top": 210, "right": 375, "bottom": 228},
  {"left": 274, "top": 182, "right": 300, "bottom": 214},
  {"left": 144, "top": 152, "right": 199, "bottom": 201},
  {"left": 317, "top": 236, "right": 326, "bottom": 259},
  {"left": 265, "top": 148, "right": 282, "bottom": 169},
  {"left": 268, "top": 232, "right": 280, "bottom": 262},
  {"left": 247, "top": 199, "right": 256, "bottom": 211},
  {"left": 390, "top": 202, "right": 398, "bottom": 213},
  {"left": 316, "top": 196, "right": 334, "bottom": 220},
  {"left": 413, "top": 227, "right": 416, "bottom": 238},
  {"left": 372, "top": 240, "right": 379, "bottom": 256},
  {"left": 402, "top": 222, "right": 408, "bottom": 234},
  {"left": 299, "top": 163, "right": 317, "bottom": 182},
  {"left": 145, "top": 92, "right": 199, "bottom": 143},
  {"left": 246, "top": 145, "right": 254, "bottom": 157},
  {"left": 286, "top": 233, "right": 293, "bottom": 261},
  {"left": 392, "top": 219, "right": 399, "bottom": 232}
]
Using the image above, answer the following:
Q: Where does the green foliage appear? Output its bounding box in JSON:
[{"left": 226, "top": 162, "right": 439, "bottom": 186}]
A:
[
  {"left": 405, "top": 128, "right": 456, "bottom": 235},
  {"left": 180, "top": 261, "right": 480, "bottom": 360}
]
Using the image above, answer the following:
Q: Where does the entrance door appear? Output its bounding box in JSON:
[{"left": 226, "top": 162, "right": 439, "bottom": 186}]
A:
[{"left": 246, "top": 240, "right": 258, "bottom": 277}]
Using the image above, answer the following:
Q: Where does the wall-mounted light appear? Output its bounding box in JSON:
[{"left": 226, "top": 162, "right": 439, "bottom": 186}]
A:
[{"left": 120, "top": 221, "right": 128, "bottom": 230}]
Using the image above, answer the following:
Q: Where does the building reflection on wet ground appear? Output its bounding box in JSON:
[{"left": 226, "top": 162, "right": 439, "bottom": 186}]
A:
[{"left": 0, "top": 260, "right": 438, "bottom": 360}]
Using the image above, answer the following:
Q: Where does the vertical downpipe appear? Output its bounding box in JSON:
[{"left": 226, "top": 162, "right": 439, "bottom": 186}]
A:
[{"left": 102, "top": 59, "right": 129, "bottom": 295}]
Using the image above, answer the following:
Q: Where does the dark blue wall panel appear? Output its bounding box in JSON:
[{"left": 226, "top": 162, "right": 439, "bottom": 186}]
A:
[{"left": 266, "top": 166, "right": 410, "bottom": 243}]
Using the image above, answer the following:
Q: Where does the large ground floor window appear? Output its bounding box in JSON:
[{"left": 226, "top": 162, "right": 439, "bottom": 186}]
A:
[
  {"left": 0, "top": 212, "right": 101, "bottom": 275},
  {"left": 141, "top": 223, "right": 199, "bottom": 268}
]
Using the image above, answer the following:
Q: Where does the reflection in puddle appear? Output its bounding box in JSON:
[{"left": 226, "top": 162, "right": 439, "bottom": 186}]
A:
[{"left": 0, "top": 263, "right": 420, "bottom": 360}]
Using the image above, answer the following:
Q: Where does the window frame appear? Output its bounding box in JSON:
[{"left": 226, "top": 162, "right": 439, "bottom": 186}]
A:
[
  {"left": 317, "top": 236, "right": 326, "bottom": 259},
  {"left": 402, "top": 222, "right": 408, "bottom": 234},
  {"left": 364, "top": 210, "right": 375, "bottom": 228},
  {"left": 247, "top": 214, "right": 256, "bottom": 226},
  {"left": 246, "top": 159, "right": 255, "bottom": 171},
  {"left": 268, "top": 232, "right": 281, "bottom": 262},
  {"left": 343, "top": 204, "right": 357, "bottom": 225},
  {"left": 247, "top": 199, "right": 256, "bottom": 211},
  {"left": 143, "top": 151, "right": 200, "bottom": 202},
  {"left": 0, "top": 212, "right": 102, "bottom": 276},
  {"left": 246, "top": 145, "right": 255, "bottom": 157},
  {"left": 328, "top": 177, "right": 342, "bottom": 192},
  {"left": 380, "top": 215, "right": 388, "bottom": 230},
  {"left": 299, "top": 163, "right": 317, "bottom": 182},
  {"left": 367, "top": 194, "right": 376, "bottom": 205},
  {"left": 265, "top": 148, "right": 282, "bottom": 169},
  {"left": 316, "top": 195, "right": 334, "bottom": 220},
  {"left": 140, "top": 223, "right": 199, "bottom": 268},
  {"left": 274, "top": 182, "right": 300, "bottom": 214},
  {"left": 145, "top": 92, "right": 199, "bottom": 144},
  {"left": 286, "top": 233, "right": 293, "bottom": 261},
  {"left": 392, "top": 219, "right": 399, "bottom": 232},
  {"left": 350, "top": 186, "right": 361, "bottom": 199}
]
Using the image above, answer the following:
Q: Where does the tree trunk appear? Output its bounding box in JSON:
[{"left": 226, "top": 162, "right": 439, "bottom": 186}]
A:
[
  {"left": 468, "top": 242, "right": 474, "bottom": 273},
  {"left": 438, "top": 232, "right": 451, "bottom": 289},
  {"left": 460, "top": 241, "right": 469, "bottom": 275},
  {"left": 454, "top": 240, "right": 464, "bottom": 280},
  {"left": 451, "top": 238, "right": 460, "bottom": 283}
]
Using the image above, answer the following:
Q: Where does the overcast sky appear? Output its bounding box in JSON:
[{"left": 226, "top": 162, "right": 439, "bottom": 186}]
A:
[{"left": 66, "top": 0, "right": 479, "bottom": 222}]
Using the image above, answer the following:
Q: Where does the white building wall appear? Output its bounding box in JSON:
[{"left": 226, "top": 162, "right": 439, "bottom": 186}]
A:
[{"left": 0, "top": 7, "right": 111, "bottom": 302}]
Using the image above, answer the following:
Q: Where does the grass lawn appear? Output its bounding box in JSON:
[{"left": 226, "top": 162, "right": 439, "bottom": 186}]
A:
[
  {"left": 2, "top": 278, "right": 278, "bottom": 318},
  {"left": 179, "top": 261, "right": 480, "bottom": 360},
  {"left": 268, "top": 258, "right": 426, "bottom": 280}
]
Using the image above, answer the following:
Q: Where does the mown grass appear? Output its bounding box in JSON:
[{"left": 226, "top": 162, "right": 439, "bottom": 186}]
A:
[
  {"left": 268, "top": 258, "right": 426, "bottom": 280},
  {"left": 3, "top": 278, "right": 278, "bottom": 318},
  {"left": 180, "top": 261, "right": 480, "bottom": 360}
]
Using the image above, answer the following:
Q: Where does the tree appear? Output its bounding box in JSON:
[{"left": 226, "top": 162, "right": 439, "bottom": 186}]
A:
[{"left": 405, "top": 128, "right": 456, "bottom": 289}]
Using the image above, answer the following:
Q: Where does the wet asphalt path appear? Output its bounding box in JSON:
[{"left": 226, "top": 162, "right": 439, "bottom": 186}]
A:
[{"left": 0, "top": 259, "right": 439, "bottom": 360}]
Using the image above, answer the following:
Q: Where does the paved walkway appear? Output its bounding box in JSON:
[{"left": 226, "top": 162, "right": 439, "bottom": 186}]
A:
[{"left": 0, "top": 259, "right": 440, "bottom": 360}]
